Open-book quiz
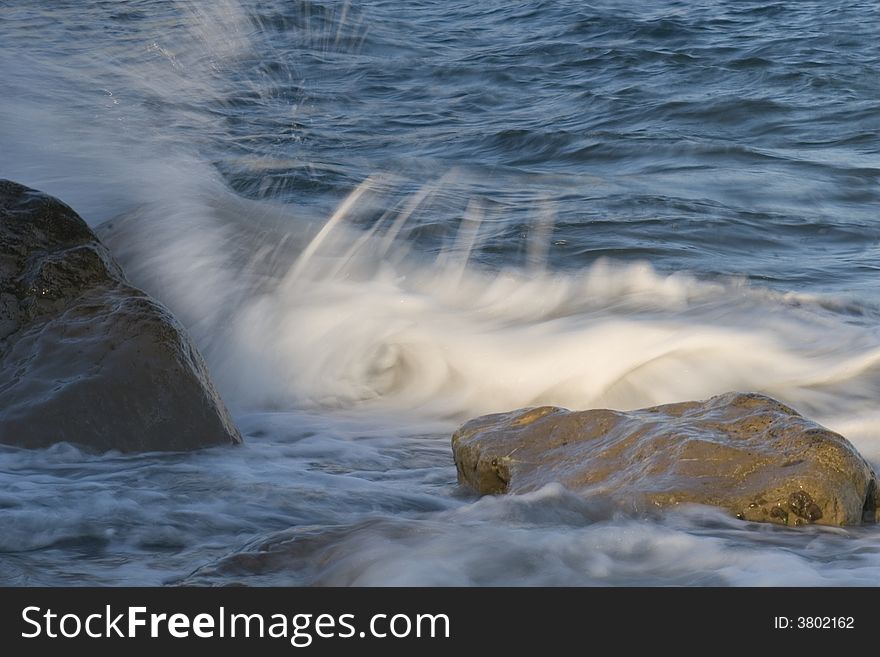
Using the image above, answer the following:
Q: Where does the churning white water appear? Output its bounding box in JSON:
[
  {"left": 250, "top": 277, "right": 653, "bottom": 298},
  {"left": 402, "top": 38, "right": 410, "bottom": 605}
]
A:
[{"left": 3, "top": 0, "right": 880, "bottom": 585}]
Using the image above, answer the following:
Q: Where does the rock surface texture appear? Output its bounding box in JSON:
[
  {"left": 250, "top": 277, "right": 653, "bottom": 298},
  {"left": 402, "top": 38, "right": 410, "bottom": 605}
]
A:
[
  {"left": 452, "top": 392, "right": 880, "bottom": 527},
  {"left": 0, "top": 180, "right": 242, "bottom": 452}
]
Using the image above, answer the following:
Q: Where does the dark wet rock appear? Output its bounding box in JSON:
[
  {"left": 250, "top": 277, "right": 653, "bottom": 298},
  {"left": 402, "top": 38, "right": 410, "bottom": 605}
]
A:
[
  {"left": 0, "top": 180, "right": 242, "bottom": 452},
  {"left": 452, "top": 392, "right": 880, "bottom": 527}
]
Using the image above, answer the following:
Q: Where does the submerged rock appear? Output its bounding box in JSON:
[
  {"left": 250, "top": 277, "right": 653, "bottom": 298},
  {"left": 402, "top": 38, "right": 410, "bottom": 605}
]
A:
[
  {"left": 0, "top": 180, "right": 242, "bottom": 452},
  {"left": 452, "top": 392, "right": 880, "bottom": 527}
]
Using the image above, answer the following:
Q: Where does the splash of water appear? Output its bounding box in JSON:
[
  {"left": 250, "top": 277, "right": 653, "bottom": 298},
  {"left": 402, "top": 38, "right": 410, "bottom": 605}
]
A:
[
  {"left": 5, "top": 0, "right": 880, "bottom": 461},
  {"left": 6, "top": 0, "right": 880, "bottom": 590},
  {"left": 94, "top": 172, "right": 880, "bottom": 470}
]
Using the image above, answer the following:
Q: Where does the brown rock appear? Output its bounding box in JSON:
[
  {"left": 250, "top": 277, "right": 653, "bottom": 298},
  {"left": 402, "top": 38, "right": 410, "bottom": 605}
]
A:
[
  {"left": 452, "top": 392, "right": 880, "bottom": 527},
  {"left": 0, "top": 179, "right": 242, "bottom": 452}
]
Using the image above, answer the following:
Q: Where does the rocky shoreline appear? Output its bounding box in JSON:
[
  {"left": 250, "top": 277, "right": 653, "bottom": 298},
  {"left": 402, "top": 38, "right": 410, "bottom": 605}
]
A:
[{"left": 3, "top": 181, "right": 879, "bottom": 529}]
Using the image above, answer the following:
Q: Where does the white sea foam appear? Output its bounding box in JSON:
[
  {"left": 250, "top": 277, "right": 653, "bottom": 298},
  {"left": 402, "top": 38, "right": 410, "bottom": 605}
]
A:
[
  {"left": 100, "top": 176, "right": 880, "bottom": 466},
  {"left": 3, "top": 0, "right": 880, "bottom": 588}
]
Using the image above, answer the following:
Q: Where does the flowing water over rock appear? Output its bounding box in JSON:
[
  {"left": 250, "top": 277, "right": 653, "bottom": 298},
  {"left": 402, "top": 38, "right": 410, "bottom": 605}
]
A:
[
  {"left": 3, "top": 0, "right": 880, "bottom": 585},
  {"left": 0, "top": 180, "right": 241, "bottom": 452},
  {"left": 452, "top": 392, "right": 880, "bottom": 527}
]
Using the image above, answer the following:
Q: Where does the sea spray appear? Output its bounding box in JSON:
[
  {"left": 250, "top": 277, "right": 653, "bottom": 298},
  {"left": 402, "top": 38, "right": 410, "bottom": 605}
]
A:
[{"left": 3, "top": 0, "right": 880, "bottom": 586}]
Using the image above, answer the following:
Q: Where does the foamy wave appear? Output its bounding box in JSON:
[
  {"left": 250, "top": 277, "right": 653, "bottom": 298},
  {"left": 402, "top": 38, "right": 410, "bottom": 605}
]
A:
[{"left": 97, "top": 176, "right": 880, "bottom": 465}]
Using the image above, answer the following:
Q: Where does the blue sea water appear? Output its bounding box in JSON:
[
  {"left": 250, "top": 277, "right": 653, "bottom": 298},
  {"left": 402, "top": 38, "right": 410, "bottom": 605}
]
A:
[{"left": 3, "top": 0, "right": 880, "bottom": 585}]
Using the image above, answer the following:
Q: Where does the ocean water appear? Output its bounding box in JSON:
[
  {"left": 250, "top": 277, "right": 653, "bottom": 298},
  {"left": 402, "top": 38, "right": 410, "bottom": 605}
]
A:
[{"left": 3, "top": 0, "right": 880, "bottom": 585}]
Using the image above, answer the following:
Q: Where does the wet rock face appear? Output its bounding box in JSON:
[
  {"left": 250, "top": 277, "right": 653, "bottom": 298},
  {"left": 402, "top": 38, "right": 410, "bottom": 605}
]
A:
[
  {"left": 452, "top": 392, "right": 880, "bottom": 527},
  {"left": 0, "top": 180, "right": 242, "bottom": 452}
]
